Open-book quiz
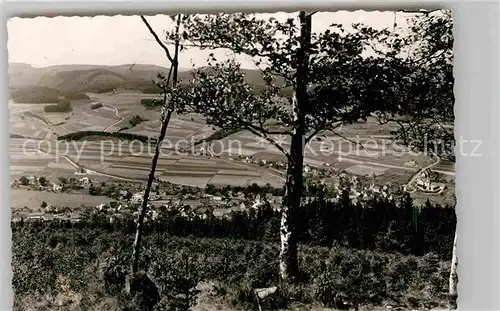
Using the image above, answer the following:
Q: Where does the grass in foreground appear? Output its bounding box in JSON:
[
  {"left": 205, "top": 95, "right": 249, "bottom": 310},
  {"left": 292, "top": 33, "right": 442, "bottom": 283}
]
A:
[{"left": 13, "top": 221, "right": 454, "bottom": 311}]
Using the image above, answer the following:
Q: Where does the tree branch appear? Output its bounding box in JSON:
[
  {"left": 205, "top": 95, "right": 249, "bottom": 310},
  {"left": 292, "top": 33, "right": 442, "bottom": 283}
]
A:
[
  {"left": 331, "top": 130, "right": 367, "bottom": 150},
  {"left": 305, "top": 128, "right": 324, "bottom": 143},
  {"left": 305, "top": 120, "right": 343, "bottom": 143},
  {"left": 244, "top": 124, "right": 290, "bottom": 157},
  {"left": 399, "top": 9, "right": 434, "bottom": 14},
  {"left": 141, "top": 15, "right": 175, "bottom": 64},
  {"left": 176, "top": 42, "right": 295, "bottom": 59},
  {"left": 413, "top": 49, "right": 447, "bottom": 66},
  {"left": 251, "top": 57, "right": 294, "bottom": 85},
  {"left": 307, "top": 11, "right": 318, "bottom": 18},
  {"left": 265, "top": 129, "right": 292, "bottom": 135}
]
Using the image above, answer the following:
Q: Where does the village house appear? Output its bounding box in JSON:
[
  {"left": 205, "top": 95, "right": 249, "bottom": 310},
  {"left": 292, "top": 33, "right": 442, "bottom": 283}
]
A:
[
  {"left": 131, "top": 191, "right": 160, "bottom": 204},
  {"left": 45, "top": 204, "right": 58, "bottom": 213},
  {"left": 212, "top": 195, "right": 223, "bottom": 202},
  {"left": 212, "top": 208, "right": 226, "bottom": 218},
  {"left": 27, "top": 175, "right": 37, "bottom": 185},
  {"left": 109, "top": 201, "right": 120, "bottom": 209},
  {"left": 79, "top": 177, "right": 90, "bottom": 185},
  {"left": 52, "top": 183, "right": 63, "bottom": 192},
  {"left": 414, "top": 169, "right": 446, "bottom": 193},
  {"left": 131, "top": 193, "right": 143, "bottom": 204},
  {"left": 416, "top": 179, "right": 445, "bottom": 193},
  {"left": 119, "top": 190, "right": 129, "bottom": 199},
  {"left": 96, "top": 203, "right": 109, "bottom": 212}
]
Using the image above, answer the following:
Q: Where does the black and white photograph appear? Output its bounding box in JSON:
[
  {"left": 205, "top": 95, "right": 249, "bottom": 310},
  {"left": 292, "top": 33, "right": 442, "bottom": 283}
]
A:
[{"left": 8, "top": 9, "right": 455, "bottom": 311}]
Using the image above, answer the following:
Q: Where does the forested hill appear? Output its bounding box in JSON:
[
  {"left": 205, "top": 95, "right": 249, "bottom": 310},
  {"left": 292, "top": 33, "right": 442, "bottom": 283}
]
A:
[{"left": 8, "top": 62, "right": 273, "bottom": 103}]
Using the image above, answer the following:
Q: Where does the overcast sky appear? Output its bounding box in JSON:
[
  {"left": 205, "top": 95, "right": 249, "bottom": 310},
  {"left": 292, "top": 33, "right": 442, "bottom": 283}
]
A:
[{"left": 7, "top": 11, "right": 411, "bottom": 70}]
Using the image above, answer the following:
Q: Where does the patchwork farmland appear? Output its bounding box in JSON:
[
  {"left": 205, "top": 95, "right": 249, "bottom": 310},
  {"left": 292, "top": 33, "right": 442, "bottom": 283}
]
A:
[{"left": 10, "top": 91, "right": 455, "bottom": 210}]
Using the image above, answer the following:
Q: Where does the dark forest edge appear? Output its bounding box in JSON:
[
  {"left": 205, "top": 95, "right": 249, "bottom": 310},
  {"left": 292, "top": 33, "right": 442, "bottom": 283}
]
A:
[
  {"left": 9, "top": 86, "right": 90, "bottom": 104},
  {"left": 13, "top": 193, "right": 456, "bottom": 259},
  {"left": 57, "top": 131, "right": 156, "bottom": 143},
  {"left": 44, "top": 99, "right": 72, "bottom": 113}
]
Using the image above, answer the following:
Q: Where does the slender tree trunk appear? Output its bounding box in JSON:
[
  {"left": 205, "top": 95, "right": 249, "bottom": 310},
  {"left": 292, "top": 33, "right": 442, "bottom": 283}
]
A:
[
  {"left": 279, "top": 11, "right": 311, "bottom": 283},
  {"left": 131, "top": 107, "right": 174, "bottom": 274},
  {"left": 449, "top": 230, "right": 458, "bottom": 296},
  {"left": 279, "top": 136, "right": 304, "bottom": 281},
  {"left": 130, "top": 14, "right": 181, "bottom": 275}
]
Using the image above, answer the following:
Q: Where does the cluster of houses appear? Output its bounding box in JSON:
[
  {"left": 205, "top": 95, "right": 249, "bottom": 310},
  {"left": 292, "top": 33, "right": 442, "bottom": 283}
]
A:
[
  {"left": 92, "top": 190, "right": 281, "bottom": 223},
  {"left": 130, "top": 190, "right": 161, "bottom": 204},
  {"left": 235, "top": 156, "right": 288, "bottom": 171},
  {"left": 304, "top": 163, "right": 340, "bottom": 179},
  {"left": 312, "top": 173, "right": 400, "bottom": 205},
  {"left": 414, "top": 168, "right": 446, "bottom": 194},
  {"left": 232, "top": 155, "right": 341, "bottom": 180},
  {"left": 11, "top": 175, "right": 92, "bottom": 192},
  {"left": 200, "top": 192, "right": 280, "bottom": 215}
]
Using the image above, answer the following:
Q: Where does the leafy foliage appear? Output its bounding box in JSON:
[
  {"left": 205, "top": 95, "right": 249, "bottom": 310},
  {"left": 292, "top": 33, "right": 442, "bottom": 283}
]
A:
[
  {"left": 141, "top": 98, "right": 164, "bottom": 109},
  {"left": 372, "top": 11, "right": 454, "bottom": 160},
  {"left": 170, "top": 13, "right": 403, "bottom": 144},
  {"left": 129, "top": 115, "right": 149, "bottom": 127},
  {"left": 151, "top": 250, "right": 201, "bottom": 311}
]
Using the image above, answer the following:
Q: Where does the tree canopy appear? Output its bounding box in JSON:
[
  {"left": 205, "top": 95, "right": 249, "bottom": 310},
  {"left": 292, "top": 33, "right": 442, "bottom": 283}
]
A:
[
  {"left": 371, "top": 10, "right": 454, "bottom": 159},
  {"left": 169, "top": 12, "right": 405, "bottom": 148}
]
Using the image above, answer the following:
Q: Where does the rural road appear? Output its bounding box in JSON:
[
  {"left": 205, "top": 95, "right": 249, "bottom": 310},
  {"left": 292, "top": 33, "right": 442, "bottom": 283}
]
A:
[
  {"left": 24, "top": 111, "right": 53, "bottom": 126},
  {"left": 406, "top": 155, "right": 441, "bottom": 188},
  {"left": 103, "top": 103, "right": 125, "bottom": 132},
  {"left": 33, "top": 142, "right": 144, "bottom": 183}
]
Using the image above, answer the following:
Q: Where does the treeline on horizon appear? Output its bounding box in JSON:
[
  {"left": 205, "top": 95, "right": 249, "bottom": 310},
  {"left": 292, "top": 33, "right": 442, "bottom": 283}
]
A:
[
  {"left": 9, "top": 86, "right": 90, "bottom": 104},
  {"left": 43, "top": 99, "right": 72, "bottom": 113},
  {"left": 14, "top": 193, "right": 456, "bottom": 259},
  {"left": 57, "top": 131, "right": 156, "bottom": 143}
]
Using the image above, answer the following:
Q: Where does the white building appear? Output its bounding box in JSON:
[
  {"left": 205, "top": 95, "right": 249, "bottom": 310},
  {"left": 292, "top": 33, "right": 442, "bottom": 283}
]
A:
[
  {"left": 52, "top": 184, "right": 63, "bottom": 192},
  {"left": 27, "top": 176, "right": 37, "bottom": 185},
  {"left": 131, "top": 191, "right": 159, "bottom": 204},
  {"left": 404, "top": 160, "right": 417, "bottom": 167},
  {"left": 96, "top": 203, "right": 109, "bottom": 212},
  {"left": 131, "top": 192, "right": 144, "bottom": 204},
  {"left": 79, "top": 177, "right": 90, "bottom": 185}
]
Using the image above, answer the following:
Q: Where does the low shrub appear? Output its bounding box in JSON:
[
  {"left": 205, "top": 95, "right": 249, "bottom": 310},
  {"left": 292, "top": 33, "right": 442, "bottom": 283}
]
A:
[{"left": 90, "top": 103, "right": 103, "bottom": 109}]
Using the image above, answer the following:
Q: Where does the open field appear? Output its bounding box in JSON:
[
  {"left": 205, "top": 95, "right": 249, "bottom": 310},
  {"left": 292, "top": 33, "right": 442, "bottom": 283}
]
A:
[{"left": 11, "top": 189, "right": 112, "bottom": 210}]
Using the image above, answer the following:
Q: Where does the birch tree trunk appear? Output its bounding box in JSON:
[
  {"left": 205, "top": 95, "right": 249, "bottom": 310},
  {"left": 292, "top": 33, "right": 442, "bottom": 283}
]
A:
[
  {"left": 130, "top": 14, "right": 181, "bottom": 275},
  {"left": 279, "top": 137, "right": 304, "bottom": 281},
  {"left": 279, "top": 11, "right": 310, "bottom": 282},
  {"left": 449, "top": 230, "right": 458, "bottom": 296}
]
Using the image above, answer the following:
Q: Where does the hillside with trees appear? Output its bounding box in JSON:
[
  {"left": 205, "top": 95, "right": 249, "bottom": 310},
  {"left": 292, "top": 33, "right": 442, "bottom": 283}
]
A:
[
  {"left": 8, "top": 86, "right": 89, "bottom": 103},
  {"left": 7, "top": 62, "right": 273, "bottom": 102}
]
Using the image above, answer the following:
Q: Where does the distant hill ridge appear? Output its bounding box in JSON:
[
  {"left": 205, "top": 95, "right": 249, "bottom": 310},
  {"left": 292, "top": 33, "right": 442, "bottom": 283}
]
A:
[{"left": 8, "top": 62, "right": 272, "bottom": 103}]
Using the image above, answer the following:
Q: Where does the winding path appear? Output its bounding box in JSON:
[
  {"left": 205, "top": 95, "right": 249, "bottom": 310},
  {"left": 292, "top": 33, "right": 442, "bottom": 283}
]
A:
[
  {"left": 103, "top": 104, "right": 125, "bottom": 132},
  {"left": 406, "top": 155, "right": 441, "bottom": 188},
  {"left": 33, "top": 142, "right": 144, "bottom": 183}
]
